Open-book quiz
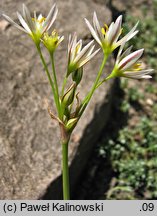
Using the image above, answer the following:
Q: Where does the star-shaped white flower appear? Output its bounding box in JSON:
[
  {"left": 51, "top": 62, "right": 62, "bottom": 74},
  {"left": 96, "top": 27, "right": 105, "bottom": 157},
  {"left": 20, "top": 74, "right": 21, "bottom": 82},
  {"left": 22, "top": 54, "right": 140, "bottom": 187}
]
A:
[
  {"left": 67, "top": 33, "right": 100, "bottom": 75},
  {"left": 107, "top": 44, "right": 153, "bottom": 79},
  {"left": 85, "top": 12, "right": 138, "bottom": 55},
  {"left": 2, "top": 3, "right": 58, "bottom": 44}
]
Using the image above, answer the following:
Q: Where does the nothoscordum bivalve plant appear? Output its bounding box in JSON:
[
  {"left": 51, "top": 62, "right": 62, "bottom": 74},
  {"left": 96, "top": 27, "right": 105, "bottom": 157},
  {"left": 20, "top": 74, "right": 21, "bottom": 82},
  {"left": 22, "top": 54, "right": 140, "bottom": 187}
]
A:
[
  {"left": 85, "top": 12, "right": 138, "bottom": 55},
  {"left": 2, "top": 3, "right": 153, "bottom": 200}
]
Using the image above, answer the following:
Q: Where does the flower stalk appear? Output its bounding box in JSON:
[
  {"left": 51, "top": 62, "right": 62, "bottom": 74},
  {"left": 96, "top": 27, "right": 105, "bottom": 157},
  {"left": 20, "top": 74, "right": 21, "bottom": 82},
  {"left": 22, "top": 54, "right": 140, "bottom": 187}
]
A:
[
  {"left": 62, "top": 138, "right": 70, "bottom": 200},
  {"left": 79, "top": 54, "right": 109, "bottom": 116},
  {"left": 50, "top": 54, "right": 62, "bottom": 118},
  {"left": 36, "top": 45, "right": 58, "bottom": 107}
]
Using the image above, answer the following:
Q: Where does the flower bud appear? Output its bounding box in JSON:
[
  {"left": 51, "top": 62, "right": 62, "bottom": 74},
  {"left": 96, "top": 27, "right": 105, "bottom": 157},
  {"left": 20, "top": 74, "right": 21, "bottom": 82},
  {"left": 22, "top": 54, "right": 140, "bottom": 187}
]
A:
[
  {"left": 64, "top": 107, "right": 70, "bottom": 119},
  {"left": 62, "top": 83, "right": 76, "bottom": 107},
  {"left": 66, "top": 117, "right": 78, "bottom": 131},
  {"left": 72, "top": 67, "right": 83, "bottom": 85},
  {"left": 70, "top": 92, "right": 81, "bottom": 118},
  {"left": 42, "top": 30, "right": 64, "bottom": 54}
]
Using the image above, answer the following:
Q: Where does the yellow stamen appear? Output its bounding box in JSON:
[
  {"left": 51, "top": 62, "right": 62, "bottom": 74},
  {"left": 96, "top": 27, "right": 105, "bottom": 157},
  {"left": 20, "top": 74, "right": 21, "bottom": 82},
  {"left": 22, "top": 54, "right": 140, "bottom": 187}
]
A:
[
  {"left": 119, "top": 28, "right": 123, "bottom": 35},
  {"left": 52, "top": 29, "right": 58, "bottom": 37},
  {"left": 133, "top": 63, "right": 142, "bottom": 71},
  {"left": 32, "top": 17, "right": 46, "bottom": 23},
  {"left": 101, "top": 24, "right": 109, "bottom": 35},
  {"left": 38, "top": 17, "right": 46, "bottom": 24},
  {"left": 75, "top": 44, "right": 81, "bottom": 53},
  {"left": 51, "top": 30, "right": 59, "bottom": 44},
  {"left": 101, "top": 28, "right": 106, "bottom": 35}
]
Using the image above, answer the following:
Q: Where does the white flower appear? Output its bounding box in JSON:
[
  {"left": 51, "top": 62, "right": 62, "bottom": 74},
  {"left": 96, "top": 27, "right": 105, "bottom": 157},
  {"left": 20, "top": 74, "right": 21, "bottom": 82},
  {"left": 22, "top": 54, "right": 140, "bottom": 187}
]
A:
[
  {"left": 108, "top": 44, "right": 153, "bottom": 79},
  {"left": 85, "top": 12, "right": 138, "bottom": 54},
  {"left": 67, "top": 33, "right": 100, "bottom": 75},
  {"left": 2, "top": 3, "right": 58, "bottom": 44}
]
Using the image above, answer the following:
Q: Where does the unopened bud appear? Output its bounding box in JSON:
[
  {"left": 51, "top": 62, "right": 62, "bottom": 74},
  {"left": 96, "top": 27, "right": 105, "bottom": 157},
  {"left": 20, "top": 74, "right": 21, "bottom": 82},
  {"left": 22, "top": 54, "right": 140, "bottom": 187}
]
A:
[
  {"left": 70, "top": 92, "right": 81, "bottom": 118},
  {"left": 62, "top": 83, "right": 76, "bottom": 107},
  {"left": 66, "top": 117, "right": 78, "bottom": 131},
  {"left": 72, "top": 67, "right": 83, "bottom": 85}
]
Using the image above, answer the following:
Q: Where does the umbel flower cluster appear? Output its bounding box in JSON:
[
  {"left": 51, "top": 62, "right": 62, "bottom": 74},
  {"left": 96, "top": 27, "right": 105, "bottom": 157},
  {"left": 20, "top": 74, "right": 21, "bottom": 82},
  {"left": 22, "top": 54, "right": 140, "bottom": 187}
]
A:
[{"left": 2, "top": 3, "right": 154, "bottom": 200}]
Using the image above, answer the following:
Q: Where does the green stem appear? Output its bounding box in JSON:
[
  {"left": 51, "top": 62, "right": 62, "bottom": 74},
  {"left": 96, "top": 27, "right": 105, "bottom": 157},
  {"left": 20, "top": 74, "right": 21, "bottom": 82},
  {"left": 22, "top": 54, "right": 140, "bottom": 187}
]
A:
[
  {"left": 50, "top": 54, "right": 61, "bottom": 118},
  {"left": 60, "top": 75, "right": 68, "bottom": 120},
  {"left": 62, "top": 139, "right": 70, "bottom": 200},
  {"left": 79, "top": 54, "right": 109, "bottom": 116},
  {"left": 96, "top": 77, "right": 108, "bottom": 89},
  {"left": 36, "top": 45, "right": 59, "bottom": 112},
  {"left": 61, "top": 76, "right": 68, "bottom": 97}
]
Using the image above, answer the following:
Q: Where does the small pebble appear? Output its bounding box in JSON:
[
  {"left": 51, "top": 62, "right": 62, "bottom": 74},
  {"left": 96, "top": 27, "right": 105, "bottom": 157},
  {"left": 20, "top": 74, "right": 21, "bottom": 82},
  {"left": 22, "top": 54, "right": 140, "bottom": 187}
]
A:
[
  {"left": 146, "top": 98, "right": 154, "bottom": 106},
  {"left": 0, "top": 19, "right": 9, "bottom": 31}
]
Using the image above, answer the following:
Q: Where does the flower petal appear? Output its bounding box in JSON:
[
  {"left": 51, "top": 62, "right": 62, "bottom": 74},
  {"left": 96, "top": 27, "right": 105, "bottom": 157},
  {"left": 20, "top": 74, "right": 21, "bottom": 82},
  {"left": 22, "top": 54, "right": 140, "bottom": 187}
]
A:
[
  {"left": 141, "top": 75, "right": 152, "bottom": 79},
  {"left": 70, "top": 34, "right": 78, "bottom": 62},
  {"left": 2, "top": 13, "right": 28, "bottom": 33},
  {"left": 116, "top": 22, "right": 139, "bottom": 46},
  {"left": 124, "top": 69, "right": 153, "bottom": 77},
  {"left": 22, "top": 4, "right": 35, "bottom": 32},
  {"left": 108, "top": 15, "right": 122, "bottom": 44},
  {"left": 117, "top": 44, "right": 133, "bottom": 63},
  {"left": 116, "top": 42, "right": 125, "bottom": 62},
  {"left": 85, "top": 18, "right": 102, "bottom": 45},
  {"left": 105, "top": 22, "right": 114, "bottom": 43},
  {"left": 17, "top": 12, "right": 32, "bottom": 34},
  {"left": 37, "top": 14, "right": 43, "bottom": 21},
  {"left": 119, "top": 49, "right": 144, "bottom": 70},
  {"left": 124, "top": 73, "right": 152, "bottom": 79},
  {"left": 87, "top": 45, "right": 95, "bottom": 57},
  {"left": 78, "top": 48, "right": 100, "bottom": 68},
  {"left": 42, "top": 4, "right": 58, "bottom": 33},
  {"left": 73, "top": 40, "right": 94, "bottom": 64},
  {"left": 71, "top": 34, "right": 77, "bottom": 53},
  {"left": 93, "top": 12, "right": 104, "bottom": 42},
  {"left": 58, "top": 35, "right": 64, "bottom": 44}
]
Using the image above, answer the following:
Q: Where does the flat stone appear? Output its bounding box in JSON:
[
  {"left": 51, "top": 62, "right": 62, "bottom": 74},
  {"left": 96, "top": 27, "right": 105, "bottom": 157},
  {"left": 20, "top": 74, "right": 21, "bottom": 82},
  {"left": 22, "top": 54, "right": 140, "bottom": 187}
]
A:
[{"left": 0, "top": 0, "right": 114, "bottom": 199}]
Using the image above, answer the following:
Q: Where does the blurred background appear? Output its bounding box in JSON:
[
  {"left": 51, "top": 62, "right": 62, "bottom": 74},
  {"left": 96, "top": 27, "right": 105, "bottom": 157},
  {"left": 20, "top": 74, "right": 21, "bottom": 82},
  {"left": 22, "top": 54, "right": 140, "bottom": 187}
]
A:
[{"left": 0, "top": 0, "right": 156, "bottom": 200}]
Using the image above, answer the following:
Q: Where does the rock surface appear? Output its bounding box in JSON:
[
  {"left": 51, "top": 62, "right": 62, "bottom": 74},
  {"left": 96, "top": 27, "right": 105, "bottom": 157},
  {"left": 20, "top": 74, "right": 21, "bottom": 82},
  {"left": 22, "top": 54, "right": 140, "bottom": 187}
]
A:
[
  {"left": 111, "top": 0, "right": 153, "bottom": 16},
  {"left": 0, "top": 0, "right": 114, "bottom": 199}
]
